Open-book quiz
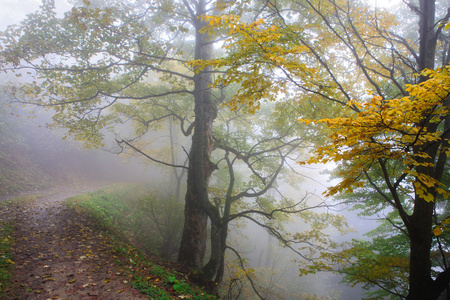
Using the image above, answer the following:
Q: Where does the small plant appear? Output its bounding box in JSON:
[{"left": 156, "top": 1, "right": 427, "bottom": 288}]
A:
[
  {"left": 151, "top": 265, "right": 166, "bottom": 277},
  {"left": 132, "top": 278, "right": 171, "bottom": 299}
]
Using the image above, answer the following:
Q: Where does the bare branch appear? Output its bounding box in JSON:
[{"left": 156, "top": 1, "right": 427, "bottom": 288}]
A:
[{"left": 116, "top": 138, "right": 189, "bottom": 170}]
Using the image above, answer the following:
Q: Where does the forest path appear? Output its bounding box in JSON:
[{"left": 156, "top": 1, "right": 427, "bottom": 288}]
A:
[{"left": 2, "top": 184, "right": 147, "bottom": 299}]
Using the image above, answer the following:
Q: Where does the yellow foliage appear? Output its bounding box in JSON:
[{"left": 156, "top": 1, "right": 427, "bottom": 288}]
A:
[
  {"left": 300, "top": 242, "right": 409, "bottom": 292},
  {"left": 299, "top": 67, "right": 450, "bottom": 199},
  {"left": 191, "top": 14, "right": 314, "bottom": 113},
  {"left": 433, "top": 226, "right": 444, "bottom": 236},
  {"left": 196, "top": 5, "right": 450, "bottom": 207}
]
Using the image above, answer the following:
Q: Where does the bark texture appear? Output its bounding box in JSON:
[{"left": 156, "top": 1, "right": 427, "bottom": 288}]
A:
[{"left": 177, "top": 0, "right": 217, "bottom": 269}]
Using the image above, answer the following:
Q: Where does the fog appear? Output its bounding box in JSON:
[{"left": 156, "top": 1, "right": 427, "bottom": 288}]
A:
[
  {"left": 222, "top": 165, "right": 378, "bottom": 299},
  {"left": 0, "top": 100, "right": 169, "bottom": 188},
  {"left": 0, "top": 1, "right": 385, "bottom": 299},
  {"left": 1, "top": 98, "right": 379, "bottom": 298},
  {"left": 0, "top": 0, "right": 70, "bottom": 30}
]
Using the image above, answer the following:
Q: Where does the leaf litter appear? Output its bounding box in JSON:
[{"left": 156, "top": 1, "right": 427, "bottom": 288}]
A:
[{"left": 0, "top": 185, "right": 148, "bottom": 299}]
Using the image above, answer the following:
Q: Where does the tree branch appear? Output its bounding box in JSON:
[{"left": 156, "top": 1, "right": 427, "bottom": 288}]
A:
[{"left": 116, "top": 138, "right": 189, "bottom": 169}]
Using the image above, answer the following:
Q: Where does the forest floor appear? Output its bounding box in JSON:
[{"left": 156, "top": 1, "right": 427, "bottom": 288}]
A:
[{"left": 0, "top": 183, "right": 197, "bottom": 300}]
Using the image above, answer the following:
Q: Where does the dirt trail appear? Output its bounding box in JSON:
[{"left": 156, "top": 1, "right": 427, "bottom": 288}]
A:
[{"left": 2, "top": 185, "right": 147, "bottom": 299}]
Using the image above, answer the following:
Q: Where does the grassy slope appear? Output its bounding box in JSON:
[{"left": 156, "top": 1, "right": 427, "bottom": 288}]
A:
[
  {"left": 65, "top": 183, "right": 214, "bottom": 299},
  {"left": 0, "top": 136, "right": 51, "bottom": 197}
]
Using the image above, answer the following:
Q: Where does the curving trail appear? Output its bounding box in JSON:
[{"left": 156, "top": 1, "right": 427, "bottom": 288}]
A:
[{"left": 2, "top": 185, "right": 147, "bottom": 299}]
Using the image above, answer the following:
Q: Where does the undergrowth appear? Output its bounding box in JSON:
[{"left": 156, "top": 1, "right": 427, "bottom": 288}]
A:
[
  {"left": 110, "top": 237, "right": 214, "bottom": 300},
  {"left": 66, "top": 183, "right": 214, "bottom": 300},
  {"left": 65, "top": 183, "right": 183, "bottom": 259}
]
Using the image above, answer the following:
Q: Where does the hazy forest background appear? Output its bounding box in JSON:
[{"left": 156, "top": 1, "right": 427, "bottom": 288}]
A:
[{"left": 0, "top": 0, "right": 449, "bottom": 299}]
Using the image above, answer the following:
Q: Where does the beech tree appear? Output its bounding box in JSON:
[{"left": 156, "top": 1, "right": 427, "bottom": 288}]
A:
[
  {"left": 0, "top": 0, "right": 218, "bottom": 270},
  {"left": 297, "top": 69, "right": 450, "bottom": 299},
  {"left": 0, "top": 0, "right": 231, "bottom": 278},
  {"left": 199, "top": 0, "right": 450, "bottom": 298},
  {"left": 0, "top": 0, "right": 348, "bottom": 291}
]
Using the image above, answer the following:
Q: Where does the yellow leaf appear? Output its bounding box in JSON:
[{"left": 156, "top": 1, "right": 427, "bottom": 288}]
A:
[
  {"left": 433, "top": 226, "right": 443, "bottom": 236},
  {"left": 423, "top": 193, "right": 435, "bottom": 202}
]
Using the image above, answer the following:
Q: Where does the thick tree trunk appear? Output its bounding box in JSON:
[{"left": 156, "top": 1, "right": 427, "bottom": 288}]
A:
[
  {"left": 177, "top": 96, "right": 217, "bottom": 267},
  {"left": 407, "top": 194, "right": 435, "bottom": 300},
  {"left": 177, "top": 0, "right": 217, "bottom": 268},
  {"left": 406, "top": 1, "right": 444, "bottom": 298},
  {"left": 418, "top": 0, "right": 436, "bottom": 72}
]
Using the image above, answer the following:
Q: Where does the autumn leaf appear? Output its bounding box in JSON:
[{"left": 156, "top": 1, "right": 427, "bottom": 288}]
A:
[{"left": 433, "top": 226, "right": 444, "bottom": 236}]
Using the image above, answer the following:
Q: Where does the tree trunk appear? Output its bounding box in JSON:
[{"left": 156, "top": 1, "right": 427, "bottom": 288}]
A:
[
  {"left": 407, "top": 194, "right": 435, "bottom": 300},
  {"left": 406, "top": 1, "right": 443, "bottom": 298},
  {"left": 177, "top": 0, "right": 217, "bottom": 268},
  {"left": 418, "top": 0, "right": 437, "bottom": 72},
  {"left": 201, "top": 220, "right": 228, "bottom": 283}
]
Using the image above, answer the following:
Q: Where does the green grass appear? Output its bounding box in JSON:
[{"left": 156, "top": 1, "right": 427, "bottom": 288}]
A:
[
  {"left": 132, "top": 278, "right": 172, "bottom": 299},
  {"left": 65, "top": 184, "right": 141, "bottom": 232},
  {"left": 66, "top": 183, "right": 215, "bottom": 300},
  {"left": 66, "top": 183, "right": 183, "bottom": 255},
  {"left": 109, "top": 239, "right": 214, "bottom": 300}
]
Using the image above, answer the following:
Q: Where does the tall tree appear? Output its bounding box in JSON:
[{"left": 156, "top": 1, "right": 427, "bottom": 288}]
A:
[
  {"left": 176, "top": 0, "right": 216, "bottom": 269},
  {"left": 0, "top": 0, "right": 346, "bottom": 291},
  {"left": 0, "top": 0, "right": 219, "bottom": 271},
  {"left": 199, "top": 0, "right": 450, "bottom": 298}
]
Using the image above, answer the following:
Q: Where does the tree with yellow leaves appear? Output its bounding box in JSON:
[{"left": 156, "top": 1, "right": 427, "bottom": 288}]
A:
[
  {"left": 0, "top": 0, "right": 351, "bottom": 294},
  {"left": 200, "top": 0, "right": 450, "bottom": 298},
  {"left": 299, "top": 66, "right": 450, "bottom": 299}
]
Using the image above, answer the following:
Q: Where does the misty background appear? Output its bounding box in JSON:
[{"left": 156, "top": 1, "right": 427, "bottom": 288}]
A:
[{"left": 0, "top": 1, "right": 385, "bottom": 299}]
